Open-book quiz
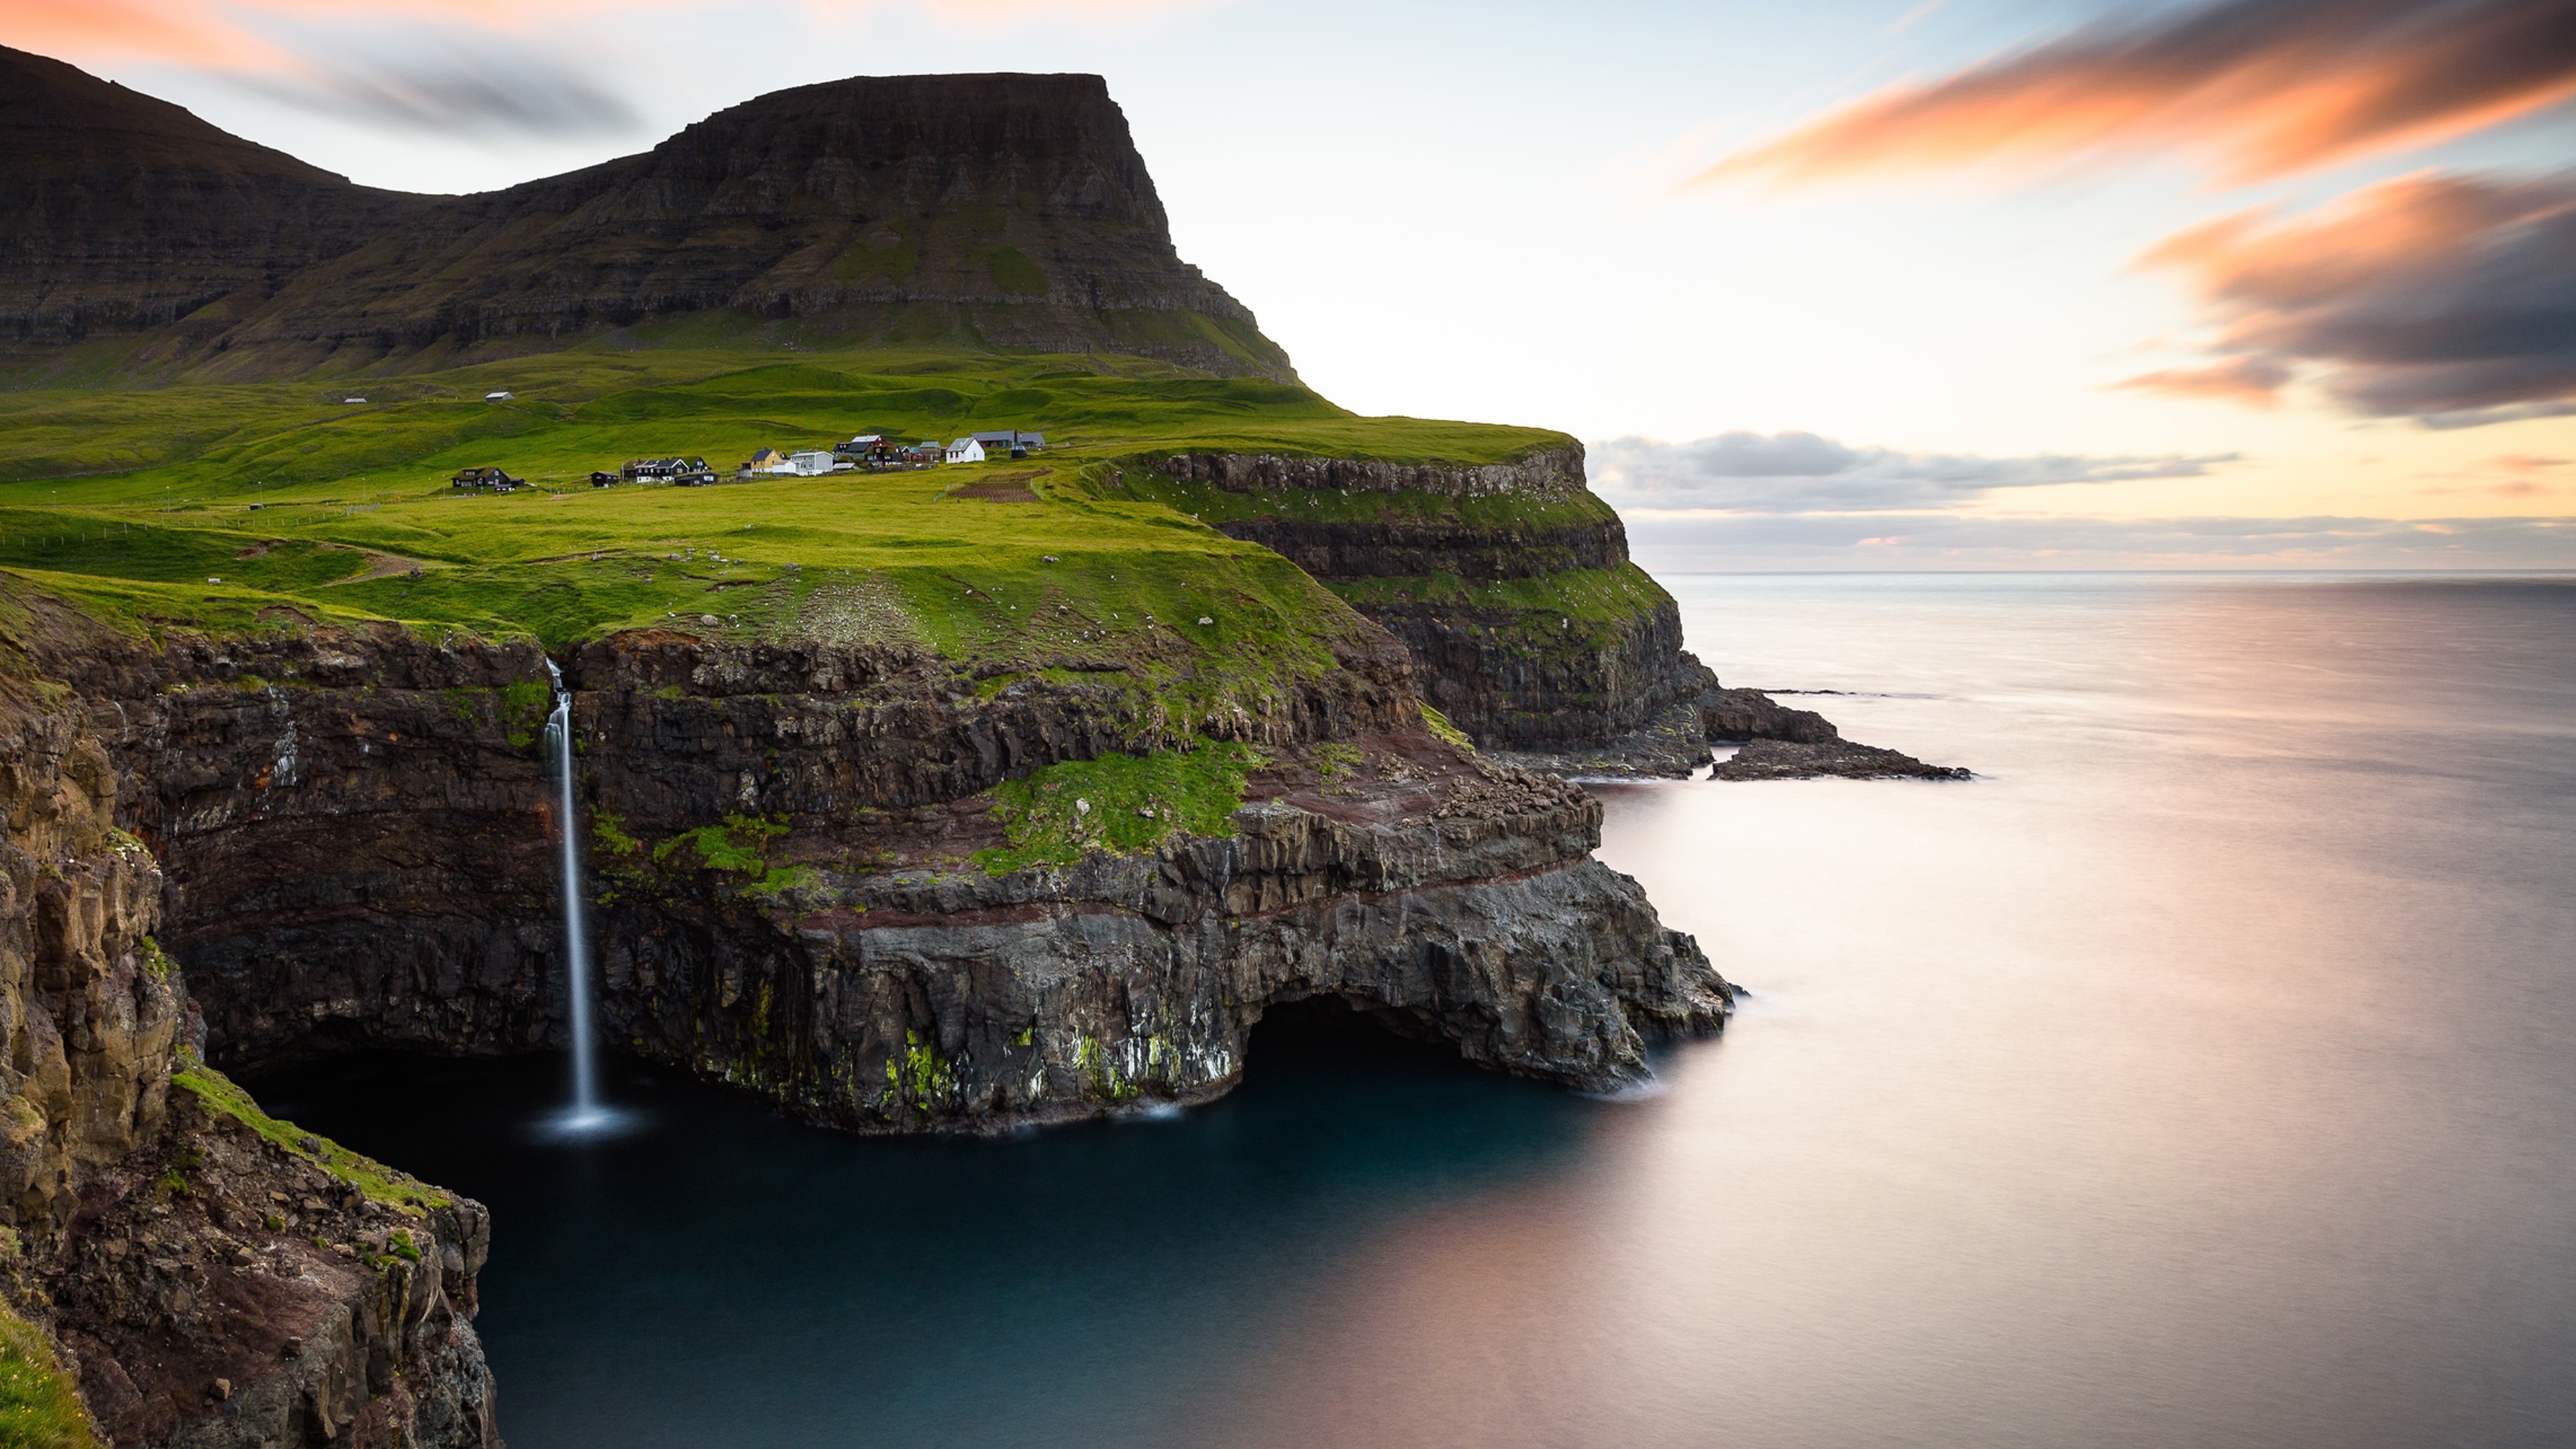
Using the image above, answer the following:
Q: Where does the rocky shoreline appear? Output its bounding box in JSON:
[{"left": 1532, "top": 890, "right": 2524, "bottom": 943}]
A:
[
  {"left": 0, "top": 451, "right": 1966, "bottom": 1442},
  {"left": 0, "top": 533, "right": 1984, "bottom": 1440},
  {"left": 0, "top": 569, "right": 1743, "bottom": 1440},
  {"left": 1711, "top": 738, "right": 1973, "bottom": 782}
]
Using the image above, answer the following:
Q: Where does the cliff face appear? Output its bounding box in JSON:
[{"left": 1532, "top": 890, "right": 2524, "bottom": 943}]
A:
[
  {"left": 0, "top": 52, "right": 1288, "bottom": 379},
  {"left": 1145, "top": 449, "right": 1725, "bottom": 767},
  {"left": 584, "top": 727, "right": 1723, "bottom": 1129},
  {"left": 17, "top": 594, "right": 1728, "bottom": 1134},
  {"left": 0, "top": 681, "right": 183, "bottom": 1234},
  {"left": 53, "top": 624, "right": 565, "bottom": 1065},
  {"left": 0, "top": 672, "right": 494, "bottom": 1448}
]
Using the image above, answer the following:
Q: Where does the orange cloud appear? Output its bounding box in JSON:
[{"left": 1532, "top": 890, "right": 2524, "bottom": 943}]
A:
[
  {"left": 1701, "top": 0, "right": 2576, "bottom": 189},
  {"left": 0, "top": 0, "right": 614, "bottom": 67},
  {"left": 2131, "top": 170, "right": 2576, "bottom": 424},
  {"left": 3, "top": 0, "right": 1199, "bottom": 139},
  {"left": 0, "top": 0, "right": 277, "bottom": 66},
  {"left": 2111, "top": 358, "right": 2289, "bottom": 407},
  {"left": 0, "top": 0, "right": 1189, "bottom": 66}
]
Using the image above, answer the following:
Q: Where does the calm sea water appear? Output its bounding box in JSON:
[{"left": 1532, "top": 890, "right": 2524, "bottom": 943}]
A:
[{"left": 257, "top": 572, "right": 2576, "bottom": 1449}]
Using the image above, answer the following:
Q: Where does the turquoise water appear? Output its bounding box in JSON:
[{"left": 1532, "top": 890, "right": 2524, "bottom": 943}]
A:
[{"left": 258, "top": 573, "right": 2576, "bottom": 1448}]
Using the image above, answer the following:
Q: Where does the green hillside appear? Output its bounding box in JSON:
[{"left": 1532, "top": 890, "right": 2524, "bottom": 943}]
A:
[{"left": 0, "top": 347, "right": 1569, "bottom": 727}]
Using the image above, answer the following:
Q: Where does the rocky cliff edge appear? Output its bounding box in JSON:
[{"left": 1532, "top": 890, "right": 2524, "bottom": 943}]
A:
[{"left": 0, "top": 664, "right": 495, "bottom": 1448}]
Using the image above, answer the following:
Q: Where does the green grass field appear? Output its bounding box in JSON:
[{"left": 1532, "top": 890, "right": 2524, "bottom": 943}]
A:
[
  {"left": 0, "top": 350, "right": 1562, "bottom": 492},
  {"left": 0, "top": 1303, "right": 96, "bottom": 1449},
  {"left": 0, "top": 345, "right": 1575, "bottom": 733}
]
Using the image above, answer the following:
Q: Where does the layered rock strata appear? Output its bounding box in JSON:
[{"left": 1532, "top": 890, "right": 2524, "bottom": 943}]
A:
[
  {"left": 1133, "top": 455, "right": 1973, "bottom": 780},
  {"left": 13, "top": 594, "right": 1729, "bottom": 1131},
  {"left": 1152, "top": 449, "right": 1723, "bottom": 763},
  {"left": 594, "top": 735, "right": 1726, "bottom": 1129},
  {"left": 0, "top": 47, "right": 423, "bottom": 345},
  {"left": 0, "top": 669, "right": 494, "bottom": 1448}
]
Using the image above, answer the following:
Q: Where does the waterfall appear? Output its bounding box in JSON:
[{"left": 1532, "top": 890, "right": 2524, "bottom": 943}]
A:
[{"left": 545, "top": 659, "right": 606, "bottom": 1129}]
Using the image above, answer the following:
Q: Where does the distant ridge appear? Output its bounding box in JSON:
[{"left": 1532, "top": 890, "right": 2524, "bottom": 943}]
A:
[{"left": 0, "top": 50, "right": 1292, "bottom": 381}]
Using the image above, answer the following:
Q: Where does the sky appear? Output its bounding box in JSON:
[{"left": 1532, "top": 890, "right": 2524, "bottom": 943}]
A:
[{"left": 10, "top": 0, "right": 2576, "bottom": 569}]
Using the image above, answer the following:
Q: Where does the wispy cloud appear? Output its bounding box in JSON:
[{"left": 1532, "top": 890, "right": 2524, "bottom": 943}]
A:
[
  {"left": 1601, "top": 428, "right": 2576, "bottom": 567},
  {"left": 1, "top": 0, "right": 278, "bottom": 66},
  {"left": 2126, "top": 170, "right": 2576, "bottom": 425},
  {"left": 226, "top": 28, "right": 641, "bottom": 138},
  {"left": 1589, "top": 431, "right": 2236, "bottom": 513},
  {"left": 4, "top": 0, "right": 1204, "bottom": 135},
  {"left": 2110, "top": 357, "right": 2291, "bottom": 407},
  {"left": 1699, "top": 0, "right": 2576, "bottom": 189},
  {"left": 0, "top": 0, "right": 1199, "bottom": 65},
  {"left": 1621, "top": 509, "right": 2576, "bottom": 570}
]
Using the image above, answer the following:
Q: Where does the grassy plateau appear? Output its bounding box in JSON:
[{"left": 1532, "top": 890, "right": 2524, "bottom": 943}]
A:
[{"left": 0, "top": 348, "right": 1568, "bottom": 688}]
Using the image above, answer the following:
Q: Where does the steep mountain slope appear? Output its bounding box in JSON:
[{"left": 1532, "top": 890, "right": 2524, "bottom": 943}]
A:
[
  {"left": 0, "top": 52, "right": 1287, "bottom": 380},
  {"left": 0, "top": 47, "right": 425, "bottom": 344}
]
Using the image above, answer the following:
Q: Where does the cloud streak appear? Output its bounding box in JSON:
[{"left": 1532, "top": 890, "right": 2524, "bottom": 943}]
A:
[
  {"left": 3, "top": 0, "right": 1203, "bottom": 134},
  {"left": 2111, "top": 357, "right": 2291, "bottom": 407},
  {"left": 2126, "top": 170, "right": 2576, "bottom": 424},
  {"left": 1, "top": 0, "right": 1197, "bottom": 65},
  {"left": 228, "top": 30, "right": 641, "bottom": 138},
  {"left": 1589, "top": 431, "right": 2235, "bottom": 514},
  {"left": 1621, "top": 508, "right": 2576, "bottom": 570},
  {"left": 1701, "top": 0, "right": 2576, "bottom": 188}
]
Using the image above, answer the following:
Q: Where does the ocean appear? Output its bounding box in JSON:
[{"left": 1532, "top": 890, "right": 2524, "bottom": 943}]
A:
[{"left": 257, "top": 572, "right": 2576, "bottom": 1448}]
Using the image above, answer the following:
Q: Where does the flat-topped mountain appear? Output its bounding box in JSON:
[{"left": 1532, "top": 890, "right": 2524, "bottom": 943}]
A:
[{"left": 0, "top": 50, "right": 1289, "bottom": 380}]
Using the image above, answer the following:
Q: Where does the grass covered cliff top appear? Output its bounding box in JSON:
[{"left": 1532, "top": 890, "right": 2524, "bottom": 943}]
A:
[
  {"left": 0, "top": 347, "right": 1565, "bottom": 488},
  {"left": 0, "top": 346, "right": 1570, "bottom": 721}
]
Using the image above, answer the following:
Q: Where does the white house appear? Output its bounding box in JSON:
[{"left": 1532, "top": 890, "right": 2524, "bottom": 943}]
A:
[
  {"left": 945, "top": 437, "right": 985, "bottom": 464},
  {"left": 484, "top": 390, "right": 514, "bottom": 402},
  {"left": 970, "top": 429, "right": 1044, "bottom": 457},
  {"left": 786, "top": 450, "right": 835, "bottom": 476}
]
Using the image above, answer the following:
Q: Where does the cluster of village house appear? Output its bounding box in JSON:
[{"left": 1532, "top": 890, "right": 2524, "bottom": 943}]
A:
[{"left": 450, "top": 429, "right": 1044, "bottom": 494}]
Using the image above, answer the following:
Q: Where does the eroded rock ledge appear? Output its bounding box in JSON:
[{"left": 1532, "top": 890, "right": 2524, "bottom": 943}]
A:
[
  {"left": 1134, "top": 452, "right": 1965, "bottom": 781},
  {"left": 605, "top": 740, "right": 1727, "bottom": 1131}
]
